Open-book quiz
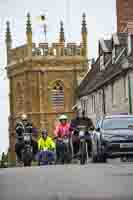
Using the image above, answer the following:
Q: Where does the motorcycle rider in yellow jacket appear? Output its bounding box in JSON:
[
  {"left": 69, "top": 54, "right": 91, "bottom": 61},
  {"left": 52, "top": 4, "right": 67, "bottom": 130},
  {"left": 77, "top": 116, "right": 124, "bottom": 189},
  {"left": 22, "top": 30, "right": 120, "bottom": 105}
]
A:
[
  {"left": 38, "top": 129, "right": 55, "bottom": 151},
  {"left": 37, "top": 129, "right": 56, "bottom": 165}
]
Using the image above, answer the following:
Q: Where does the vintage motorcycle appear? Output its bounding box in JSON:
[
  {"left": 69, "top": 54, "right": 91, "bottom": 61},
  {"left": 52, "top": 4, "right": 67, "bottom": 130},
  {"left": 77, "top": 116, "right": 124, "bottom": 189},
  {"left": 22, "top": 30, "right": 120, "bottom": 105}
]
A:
[
  {"left": 56, "top": 135, "right": 72, "bottom": 164},
  {"left": 16, "top": 121, "right": 33, "bottom": 167},
  {"left": 77, "top": 125, "right": 92, "bottom": 165}
]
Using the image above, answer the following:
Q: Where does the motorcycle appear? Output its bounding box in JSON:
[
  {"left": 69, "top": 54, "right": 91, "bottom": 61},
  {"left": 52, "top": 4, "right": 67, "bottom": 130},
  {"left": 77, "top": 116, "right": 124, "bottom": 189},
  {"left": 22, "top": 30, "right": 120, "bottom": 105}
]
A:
[
  {"left": 16, "top": 121, "right": 33, "bottom": 167},
  {"left": 56, "top": 135, "right": 72, "bottom": 164},
  {"left": 78, "top": 126, "right": 91, "bottom": 165},
  {"left": 22, "top": 132, "right": 33, "bottom": 166}
]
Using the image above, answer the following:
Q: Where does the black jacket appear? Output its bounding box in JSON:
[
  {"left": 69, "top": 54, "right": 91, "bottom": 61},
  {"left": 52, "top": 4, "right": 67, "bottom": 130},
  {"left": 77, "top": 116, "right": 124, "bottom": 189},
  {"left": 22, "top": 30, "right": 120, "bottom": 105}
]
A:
[{"left": 70, "top": 117, "right": 94, "bottom": 134}]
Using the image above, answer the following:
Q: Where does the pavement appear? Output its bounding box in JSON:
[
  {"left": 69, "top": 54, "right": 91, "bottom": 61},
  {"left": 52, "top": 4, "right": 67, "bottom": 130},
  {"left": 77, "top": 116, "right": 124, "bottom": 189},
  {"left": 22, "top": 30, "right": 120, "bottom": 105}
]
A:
[{"left": 0, "top": 160, "right": 133, "bottom": 200}]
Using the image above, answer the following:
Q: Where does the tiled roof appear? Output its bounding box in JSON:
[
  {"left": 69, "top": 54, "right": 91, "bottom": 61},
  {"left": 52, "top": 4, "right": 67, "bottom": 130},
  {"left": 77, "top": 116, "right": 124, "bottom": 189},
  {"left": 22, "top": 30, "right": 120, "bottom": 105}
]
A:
[{"left": 77, "top": 32, "right": 132, "bottom": 98}]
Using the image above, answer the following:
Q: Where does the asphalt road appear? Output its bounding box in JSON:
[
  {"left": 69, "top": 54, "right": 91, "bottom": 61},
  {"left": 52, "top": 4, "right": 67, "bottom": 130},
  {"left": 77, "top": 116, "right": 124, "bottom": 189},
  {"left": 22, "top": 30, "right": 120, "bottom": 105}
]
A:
[{"left": 0, "top": 160, "right": 133, "bottom": 200}]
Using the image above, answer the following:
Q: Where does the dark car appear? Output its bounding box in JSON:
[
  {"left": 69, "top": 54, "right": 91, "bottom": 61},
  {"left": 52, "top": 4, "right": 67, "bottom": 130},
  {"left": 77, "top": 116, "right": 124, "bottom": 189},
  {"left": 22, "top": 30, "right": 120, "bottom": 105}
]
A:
[{"left": 91, "top": 115, "right": 133, "bottom": 162}]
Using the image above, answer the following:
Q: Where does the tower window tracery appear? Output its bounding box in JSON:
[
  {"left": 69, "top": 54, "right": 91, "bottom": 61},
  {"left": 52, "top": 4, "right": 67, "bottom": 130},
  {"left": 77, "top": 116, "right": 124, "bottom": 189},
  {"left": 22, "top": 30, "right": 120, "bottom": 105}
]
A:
[{"left": 51, "top": 81, "right": 64, "bottom": 111}]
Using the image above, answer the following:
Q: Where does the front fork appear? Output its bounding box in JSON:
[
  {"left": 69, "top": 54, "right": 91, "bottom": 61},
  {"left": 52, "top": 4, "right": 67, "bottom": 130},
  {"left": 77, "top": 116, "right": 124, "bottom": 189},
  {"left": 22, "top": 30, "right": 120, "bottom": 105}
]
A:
[{"left": 80, "top": 140, "right": 87, "bottom": 159}]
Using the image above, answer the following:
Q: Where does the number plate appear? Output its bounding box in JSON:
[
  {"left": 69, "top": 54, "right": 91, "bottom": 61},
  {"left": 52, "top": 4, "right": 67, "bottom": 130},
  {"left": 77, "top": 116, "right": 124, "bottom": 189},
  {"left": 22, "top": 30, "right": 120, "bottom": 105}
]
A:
[
  {"left": 24, "top": 135, "right": 30, "bottom": 141},
  {"left": 80, "top": 138, "right": 85, "bottom": 142},
  {"left": 79, "top": 131, "right": 84, "bottom": 137},
  {"left": 120, "top": 143, "right": 133, "bottom": 148},
  {"left": 63, "top": 138, "right": 69, "bottom": 144}
]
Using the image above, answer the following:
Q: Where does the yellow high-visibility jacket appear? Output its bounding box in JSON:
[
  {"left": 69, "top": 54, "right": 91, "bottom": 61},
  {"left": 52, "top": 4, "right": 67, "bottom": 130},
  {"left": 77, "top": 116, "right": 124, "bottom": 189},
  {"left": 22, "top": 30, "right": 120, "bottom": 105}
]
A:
[{"left": 38, "top": 136, "right": 55, "bottom": 151}]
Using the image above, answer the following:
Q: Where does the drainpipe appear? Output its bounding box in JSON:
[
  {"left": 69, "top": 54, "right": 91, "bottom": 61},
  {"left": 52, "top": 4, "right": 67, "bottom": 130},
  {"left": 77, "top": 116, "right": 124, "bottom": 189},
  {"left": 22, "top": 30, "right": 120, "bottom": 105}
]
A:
[
  {"left": 102, "top": 88, "right": 106, "bottom": 116},
  {"left": 128, "top": 74, "right": 132, "bottom": 114}
]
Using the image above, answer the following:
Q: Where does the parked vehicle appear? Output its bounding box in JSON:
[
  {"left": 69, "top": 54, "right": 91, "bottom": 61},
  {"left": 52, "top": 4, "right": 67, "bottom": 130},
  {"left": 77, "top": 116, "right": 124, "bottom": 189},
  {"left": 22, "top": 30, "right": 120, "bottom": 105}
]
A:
[{"left": 91, "top": 115, "right": 133, "bottom": 163}]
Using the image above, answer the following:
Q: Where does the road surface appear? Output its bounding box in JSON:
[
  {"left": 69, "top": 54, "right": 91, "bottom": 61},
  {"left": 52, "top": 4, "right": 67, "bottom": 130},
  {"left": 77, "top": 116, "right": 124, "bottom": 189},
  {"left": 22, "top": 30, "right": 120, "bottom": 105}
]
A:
[{"left": 0, "top": 160, "right": 133, "bottom": 200}]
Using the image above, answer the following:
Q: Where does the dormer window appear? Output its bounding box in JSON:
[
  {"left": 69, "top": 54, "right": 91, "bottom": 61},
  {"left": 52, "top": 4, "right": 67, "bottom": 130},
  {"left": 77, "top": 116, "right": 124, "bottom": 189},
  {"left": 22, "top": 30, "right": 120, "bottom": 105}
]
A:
[
  {"left": 112, "top": 47, "right": 116, "bottom": 64},
  {"left": 100, "top": 55, "right": 105, "bottom": 71}
]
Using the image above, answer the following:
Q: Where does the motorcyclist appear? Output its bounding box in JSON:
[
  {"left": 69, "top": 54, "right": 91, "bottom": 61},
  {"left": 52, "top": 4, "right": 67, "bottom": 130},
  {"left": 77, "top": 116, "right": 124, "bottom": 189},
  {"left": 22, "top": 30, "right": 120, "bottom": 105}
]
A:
[
  {"left": 70, "top": 110, "right": 94, "bottom": 158},
  {"left": 54, "top": 115, "right": 71, "bottom": 163},
  {"left": 15, "top": 114, "right": 38, "bottom": 163},
  {"left": 37, "top": 129, "right": 56, "bottom": 165},
  {"left": 54, "top": 115, "right": 70, "bottom": 138}
]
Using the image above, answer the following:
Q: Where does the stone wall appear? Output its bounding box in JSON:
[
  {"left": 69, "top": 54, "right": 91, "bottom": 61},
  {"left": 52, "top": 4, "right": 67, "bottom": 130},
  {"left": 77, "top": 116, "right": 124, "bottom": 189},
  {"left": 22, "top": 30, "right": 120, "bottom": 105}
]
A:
[{"left": 78, "top": 71, "right": 133, "bottom": 125}]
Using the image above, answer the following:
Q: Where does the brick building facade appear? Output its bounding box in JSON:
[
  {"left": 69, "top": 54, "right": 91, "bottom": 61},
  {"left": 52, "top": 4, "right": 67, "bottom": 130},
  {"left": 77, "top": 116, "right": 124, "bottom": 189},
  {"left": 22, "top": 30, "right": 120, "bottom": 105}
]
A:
[{"left": 117, "top": 0, "right": 133, "bottom": 32}]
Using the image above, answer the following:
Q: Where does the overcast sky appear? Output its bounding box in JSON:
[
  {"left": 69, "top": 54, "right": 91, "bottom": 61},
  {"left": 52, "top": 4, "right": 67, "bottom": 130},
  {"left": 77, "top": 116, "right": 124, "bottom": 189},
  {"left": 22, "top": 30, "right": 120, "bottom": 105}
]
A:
[{"left": 0, "top": 0, "right": 116, "bottom": 153}]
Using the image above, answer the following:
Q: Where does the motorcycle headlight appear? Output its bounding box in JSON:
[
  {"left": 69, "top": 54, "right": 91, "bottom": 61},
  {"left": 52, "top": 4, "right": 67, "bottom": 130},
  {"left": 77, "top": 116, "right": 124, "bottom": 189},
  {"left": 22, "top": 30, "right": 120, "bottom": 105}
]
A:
[{"left": 79, "top": 131, "right": 84, "bottom": 137}]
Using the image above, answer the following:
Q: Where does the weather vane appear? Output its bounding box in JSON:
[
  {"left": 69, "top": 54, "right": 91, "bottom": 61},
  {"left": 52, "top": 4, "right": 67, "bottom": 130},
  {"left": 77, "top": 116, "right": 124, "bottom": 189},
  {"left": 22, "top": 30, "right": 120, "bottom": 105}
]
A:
[{"left": 37, "top": 11, "right": 48, "bottom": 41}]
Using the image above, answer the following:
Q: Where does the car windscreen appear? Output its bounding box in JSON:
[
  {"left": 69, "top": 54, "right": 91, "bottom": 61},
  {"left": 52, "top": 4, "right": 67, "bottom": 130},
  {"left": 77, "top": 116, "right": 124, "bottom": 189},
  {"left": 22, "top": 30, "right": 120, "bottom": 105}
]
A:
[{"left": 102, "top": 117, "right": 133, "bottom": 130}]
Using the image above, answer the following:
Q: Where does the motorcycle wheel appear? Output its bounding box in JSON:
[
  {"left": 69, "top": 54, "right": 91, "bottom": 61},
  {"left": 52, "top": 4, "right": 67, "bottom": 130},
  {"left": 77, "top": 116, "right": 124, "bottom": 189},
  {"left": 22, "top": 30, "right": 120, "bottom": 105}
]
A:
[
  {"left": 80, "top": 142, "right": 87, "bottom": 165},
  {"left": 98, "top": 154, "right": 107, "bottom": 163},
  {"left": 24, "top": 159, "right": 32, "bottom": 167},
  {"left": 64, "top": 145, "right": 72, "bottom": 164},
  {"left": 91, "top": 148, "right": 98, "bottom": 163},
  {"left": 23, "top": 150, "right": 32, "bottom": 167}
]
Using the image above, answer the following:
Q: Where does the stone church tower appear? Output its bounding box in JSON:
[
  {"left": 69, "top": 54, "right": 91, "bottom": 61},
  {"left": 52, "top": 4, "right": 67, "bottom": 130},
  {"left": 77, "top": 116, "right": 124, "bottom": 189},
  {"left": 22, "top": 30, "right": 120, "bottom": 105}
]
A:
[
  {"left": 117, "top": 0, "right": 133, "bottom": 32},
  {"left": 5, "top": 13, "right": 88, "bottom": 163}
]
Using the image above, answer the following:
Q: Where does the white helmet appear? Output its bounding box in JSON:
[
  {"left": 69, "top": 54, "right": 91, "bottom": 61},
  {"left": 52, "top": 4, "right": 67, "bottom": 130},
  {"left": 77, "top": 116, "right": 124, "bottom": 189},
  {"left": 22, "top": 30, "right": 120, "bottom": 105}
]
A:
[
  {"left": 59, "top": 115, "right": 68, "bottom": 121},
  {"left": 21, "top": 114, "right": 27, "bottom": 121}
]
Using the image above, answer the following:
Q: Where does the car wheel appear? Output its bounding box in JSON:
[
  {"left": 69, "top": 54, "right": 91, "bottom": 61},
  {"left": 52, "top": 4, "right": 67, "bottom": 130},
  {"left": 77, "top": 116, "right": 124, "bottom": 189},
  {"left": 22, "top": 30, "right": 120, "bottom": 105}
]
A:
[{"left": 120, "top": 156, "right": 127, "bottom": 162}]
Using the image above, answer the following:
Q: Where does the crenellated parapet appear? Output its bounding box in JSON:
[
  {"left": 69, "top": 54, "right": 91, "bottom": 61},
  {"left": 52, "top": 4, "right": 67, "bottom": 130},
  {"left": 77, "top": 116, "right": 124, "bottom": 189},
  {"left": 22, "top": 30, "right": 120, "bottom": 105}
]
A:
[
  {"left": 6, "top": 12, "right": 88, "bottom": 65},
  {"left": 8, "top": 44, "right": 28, "bottom": 64},
  {"left": 7, "top": 41, "right": 83, "bottom": 65},
  {"left": 32, "top": 42, "right": 82, "bottom": 57}
]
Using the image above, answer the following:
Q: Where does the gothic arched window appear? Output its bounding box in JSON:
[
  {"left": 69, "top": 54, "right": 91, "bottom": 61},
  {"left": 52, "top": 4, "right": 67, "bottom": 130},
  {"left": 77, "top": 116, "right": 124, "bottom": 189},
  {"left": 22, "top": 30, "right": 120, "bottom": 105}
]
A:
[{"left": 51, "top": 81, "right": 64, "bottom": 111}]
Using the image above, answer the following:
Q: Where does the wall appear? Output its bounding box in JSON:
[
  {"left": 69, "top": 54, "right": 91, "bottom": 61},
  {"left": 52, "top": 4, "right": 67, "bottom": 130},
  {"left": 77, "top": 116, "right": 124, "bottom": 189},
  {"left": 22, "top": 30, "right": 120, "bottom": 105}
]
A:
[{"left": 79, "top": 70, "right": 133, "bottom": 126}]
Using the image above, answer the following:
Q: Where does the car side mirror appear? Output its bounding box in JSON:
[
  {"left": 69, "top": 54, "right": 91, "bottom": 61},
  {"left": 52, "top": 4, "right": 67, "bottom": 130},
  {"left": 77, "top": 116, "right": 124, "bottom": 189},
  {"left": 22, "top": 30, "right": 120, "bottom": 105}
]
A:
[{"left": 96, "top": 127, "right": 100, "bottom": 132}]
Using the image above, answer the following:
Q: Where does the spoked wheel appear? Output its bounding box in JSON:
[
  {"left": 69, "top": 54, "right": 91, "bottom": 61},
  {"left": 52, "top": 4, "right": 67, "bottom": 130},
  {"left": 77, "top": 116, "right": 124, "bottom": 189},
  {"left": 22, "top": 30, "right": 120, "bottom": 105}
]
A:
[
  {"left": 91, "top": 143, "right": 98, "bottom": 163},
  {"left": 91, "top": 151, "right": 98, "bottom": 163},
  {"left": 22, "top": 149, "right": 32, "bottom": 167},
  {"left": 91, "top": 150, "right": 107, "bottom": 163},
  {"left": 24, "top": 159, "right": 32, "bottom": 167},
  {"left": 64, "top": 144, "right": 72, "bottom": 164},
  {"left": 98, "top": 154, "right": 107, "bottom": 163},
  {"left": 80, "top": 141, "right": 87, "bottom": 165}
]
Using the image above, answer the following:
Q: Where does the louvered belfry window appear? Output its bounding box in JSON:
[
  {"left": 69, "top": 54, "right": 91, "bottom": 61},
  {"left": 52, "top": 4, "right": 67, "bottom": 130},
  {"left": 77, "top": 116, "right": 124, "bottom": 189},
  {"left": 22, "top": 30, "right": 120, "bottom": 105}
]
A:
[{"left": 51, "top": 81, "right": 64, "bottom": 111}]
